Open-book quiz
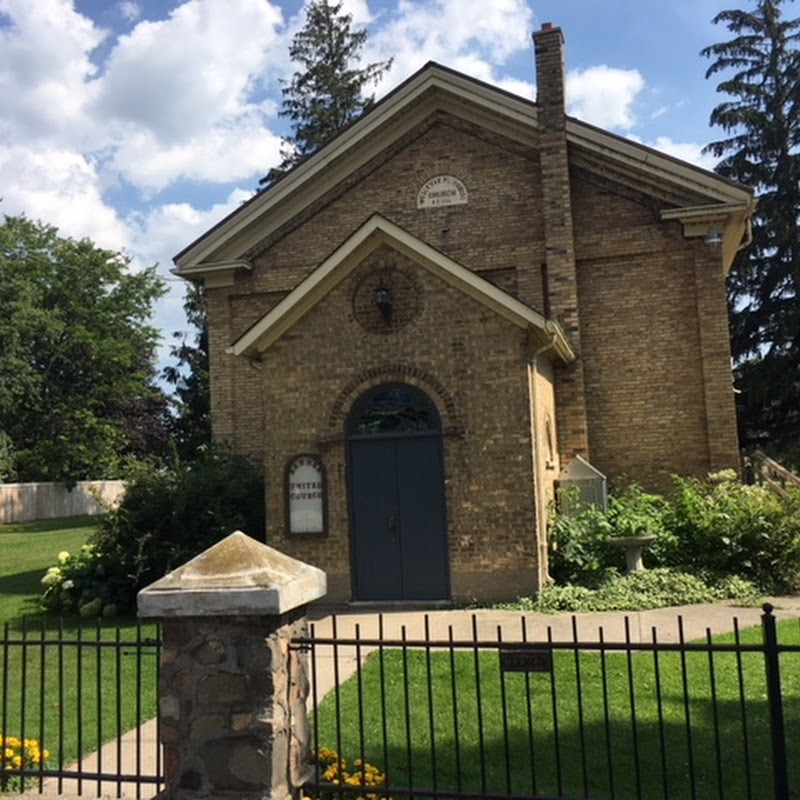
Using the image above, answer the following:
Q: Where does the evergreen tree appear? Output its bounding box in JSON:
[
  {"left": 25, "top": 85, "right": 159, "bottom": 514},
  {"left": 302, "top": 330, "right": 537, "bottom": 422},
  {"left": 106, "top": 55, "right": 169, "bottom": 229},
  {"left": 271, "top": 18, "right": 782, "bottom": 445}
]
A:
[
  {"left": 162, "top": 283, "right": 211, "bottom": 461},
  {"left": 261, "top": 0, "right": 392, "bottom": 185},
  {"left": 702, "top": 0, "right": 800, "bottom": 466}
]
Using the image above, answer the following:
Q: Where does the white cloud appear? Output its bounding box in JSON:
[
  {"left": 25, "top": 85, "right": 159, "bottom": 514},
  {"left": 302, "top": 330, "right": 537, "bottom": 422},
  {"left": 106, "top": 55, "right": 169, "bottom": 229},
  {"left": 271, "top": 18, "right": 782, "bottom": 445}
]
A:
[
  {"left": 86, "top": 0, "right": 288, "bottom": 190},
  {"left": 566, "top": 65, "right": 645, "bottom": 131},
  {"left": 0, "top": 144, "right": 129, "bottom": 249},
  {"left": 368, "top": 0, "right": 534, "bottom": 92},
  {"left": 0, "top": 0, "right": 104, "bottom": 144},
  {"left": 111, "top": 121, "right": 283, "bottom": 192},
  {"left": 93, "top": 0, "right": 283, "bottom": 138},
  {"left": 632, "top": 135, "right": 719, "bottom": 172},
  {"left": 130, "top": 190, "right": 253, "bottom": 272},
  {"left": 129, "top": 190, "right": 255, "bottom": 362},
  {"left": 118, "top": 1, "right": 141, "bottom": 23}
]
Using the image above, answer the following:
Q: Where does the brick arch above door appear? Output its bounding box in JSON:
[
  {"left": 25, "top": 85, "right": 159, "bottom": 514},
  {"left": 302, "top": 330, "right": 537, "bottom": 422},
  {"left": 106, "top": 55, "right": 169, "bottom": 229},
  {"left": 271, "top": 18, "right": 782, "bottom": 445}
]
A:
[{"left": 324, "top": 363, "right": 464, "bottom": 438}]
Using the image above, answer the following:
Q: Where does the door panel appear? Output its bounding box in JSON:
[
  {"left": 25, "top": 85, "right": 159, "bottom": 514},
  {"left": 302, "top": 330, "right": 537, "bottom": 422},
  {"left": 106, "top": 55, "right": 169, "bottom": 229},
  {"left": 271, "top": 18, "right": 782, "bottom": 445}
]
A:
[
  {"left": 395, "top": 437, "right": 448, "bottom": 600},
  {"left": 349, "top": 438, "right": 402, "bottom": 600},
  {"left": 349, "top": 435, "right": 449, "bottom": 601}
]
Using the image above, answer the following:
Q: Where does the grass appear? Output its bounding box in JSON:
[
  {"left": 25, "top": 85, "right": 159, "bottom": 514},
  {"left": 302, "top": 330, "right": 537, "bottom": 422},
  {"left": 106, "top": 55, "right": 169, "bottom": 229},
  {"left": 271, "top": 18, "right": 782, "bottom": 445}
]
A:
[
  {"left": 0, "top": 515, "right": 98, "bottom": 625},
  {"left": 0, "top": 516, "right": 159, "bottom": 781},
  {"left": 311, "top": 620, "right": 800, "bottom": 800}
]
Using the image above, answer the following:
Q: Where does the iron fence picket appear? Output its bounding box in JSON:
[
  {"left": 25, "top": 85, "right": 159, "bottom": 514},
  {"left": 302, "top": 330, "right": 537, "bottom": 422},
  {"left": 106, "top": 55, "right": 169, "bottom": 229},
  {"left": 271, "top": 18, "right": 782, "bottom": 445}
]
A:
[
  {"left": 651, "top": 627, "right": 669, "bottom": 800},
  {"left": 733, "top": 618, "right": 754, "bottom": 800}
]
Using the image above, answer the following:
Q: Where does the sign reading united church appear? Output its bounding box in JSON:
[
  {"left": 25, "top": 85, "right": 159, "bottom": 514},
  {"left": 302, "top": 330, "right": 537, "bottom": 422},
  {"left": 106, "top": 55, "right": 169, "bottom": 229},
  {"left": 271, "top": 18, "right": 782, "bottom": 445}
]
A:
[{"left": 286, "top": 455, "right": 326, "bottom": 535}]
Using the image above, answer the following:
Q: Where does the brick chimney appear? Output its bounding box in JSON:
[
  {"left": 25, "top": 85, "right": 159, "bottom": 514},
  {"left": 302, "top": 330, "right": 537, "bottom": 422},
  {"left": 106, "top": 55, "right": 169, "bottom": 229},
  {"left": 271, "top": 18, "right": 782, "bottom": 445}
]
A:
[{"left": 533, "top": 23, "right": 590, "bottom": 461}]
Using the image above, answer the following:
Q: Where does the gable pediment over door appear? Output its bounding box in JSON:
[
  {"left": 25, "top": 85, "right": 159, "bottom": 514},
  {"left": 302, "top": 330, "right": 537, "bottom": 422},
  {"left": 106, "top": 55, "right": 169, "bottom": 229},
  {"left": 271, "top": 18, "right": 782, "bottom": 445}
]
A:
[{"left": 227, "top": 213, "right": 574, "bottom": 363}]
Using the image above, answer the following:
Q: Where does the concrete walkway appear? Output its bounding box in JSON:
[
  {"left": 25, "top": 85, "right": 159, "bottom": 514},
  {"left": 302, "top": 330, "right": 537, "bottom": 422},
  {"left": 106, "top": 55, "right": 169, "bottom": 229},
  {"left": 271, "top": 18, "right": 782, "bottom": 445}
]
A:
[{"left": 22, "top": 596, "right": 800, "bottom": 799}]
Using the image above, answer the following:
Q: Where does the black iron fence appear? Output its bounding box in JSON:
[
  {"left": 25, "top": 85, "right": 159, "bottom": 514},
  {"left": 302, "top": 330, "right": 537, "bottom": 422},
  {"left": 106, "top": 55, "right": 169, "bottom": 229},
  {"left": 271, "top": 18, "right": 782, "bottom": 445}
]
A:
[
  {"left": 2, "top": 607, "right": 798, "bottom": 799},
  {"left": 0, "top": 618, "right": 162, "bottom": 797},
  {"left": 297, "top": 605, "right": 799, "bottom": 800}
]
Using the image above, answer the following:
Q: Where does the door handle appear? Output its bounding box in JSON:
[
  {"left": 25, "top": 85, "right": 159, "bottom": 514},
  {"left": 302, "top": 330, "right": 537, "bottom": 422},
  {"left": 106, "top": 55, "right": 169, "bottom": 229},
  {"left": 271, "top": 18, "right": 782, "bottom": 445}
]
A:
[{"left": 388, "top": 511, "right": 398, "bottom": 537}]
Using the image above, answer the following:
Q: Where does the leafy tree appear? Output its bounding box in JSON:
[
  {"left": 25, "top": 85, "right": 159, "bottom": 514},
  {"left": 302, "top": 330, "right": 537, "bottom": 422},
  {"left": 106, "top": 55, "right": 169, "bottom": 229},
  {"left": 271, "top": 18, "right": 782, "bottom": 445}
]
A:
[
  {"left": 0, "top": 215, "right": 169, "bottom": 484},
  {"left": 162, "top": 283, "right": 211, "bottom": 460},
  {"left": 261, "top": 0, "right": 392, "bottom": 185},
  {"left": 701, "top": 0, "right": 800, "bottom": 466}
]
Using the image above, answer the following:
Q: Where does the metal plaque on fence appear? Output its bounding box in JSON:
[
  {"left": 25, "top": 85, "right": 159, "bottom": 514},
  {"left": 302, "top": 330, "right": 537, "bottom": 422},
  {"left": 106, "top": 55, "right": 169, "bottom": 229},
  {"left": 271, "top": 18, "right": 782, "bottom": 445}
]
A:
[{"left": 500, "top": 648, "right": 553, "bottom": 673}]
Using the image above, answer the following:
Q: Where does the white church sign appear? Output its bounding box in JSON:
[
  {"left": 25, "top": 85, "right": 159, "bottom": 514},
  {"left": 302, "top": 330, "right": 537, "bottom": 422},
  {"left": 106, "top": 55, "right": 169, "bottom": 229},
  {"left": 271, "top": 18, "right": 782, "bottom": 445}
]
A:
[{"left": 286, "top": 455, "right": 327, "bottom": 535}]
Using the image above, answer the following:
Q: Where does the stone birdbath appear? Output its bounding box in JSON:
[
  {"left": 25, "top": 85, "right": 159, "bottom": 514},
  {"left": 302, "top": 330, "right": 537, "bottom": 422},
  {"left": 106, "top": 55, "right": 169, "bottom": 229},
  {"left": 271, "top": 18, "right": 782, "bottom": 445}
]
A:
[{"left": 605, "top": 534, "right": 657, "bottom": 572}]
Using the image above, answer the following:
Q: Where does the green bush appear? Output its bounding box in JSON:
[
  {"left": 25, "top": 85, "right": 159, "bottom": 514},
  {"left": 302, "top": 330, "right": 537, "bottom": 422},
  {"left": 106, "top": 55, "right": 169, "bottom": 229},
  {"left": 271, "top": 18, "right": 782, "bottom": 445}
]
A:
[
  {"left": 550, "top": 484, "right": 670, "bottom": 586},
  {"left": 661, "top": 474, "right": 800, "bottom": 593},
  {"left": 548, "top": 472, "right": 800, "bottom": 599},
  {"left": 40, "top": 447, "right": 264, "bottom": 615}
]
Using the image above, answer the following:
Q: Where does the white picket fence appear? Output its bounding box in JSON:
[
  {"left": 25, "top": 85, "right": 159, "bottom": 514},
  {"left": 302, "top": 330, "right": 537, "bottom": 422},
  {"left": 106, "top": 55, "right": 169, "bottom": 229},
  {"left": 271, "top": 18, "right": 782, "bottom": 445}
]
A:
[{"left": 0, "top": 480, "right": 126, "bottom": 523}]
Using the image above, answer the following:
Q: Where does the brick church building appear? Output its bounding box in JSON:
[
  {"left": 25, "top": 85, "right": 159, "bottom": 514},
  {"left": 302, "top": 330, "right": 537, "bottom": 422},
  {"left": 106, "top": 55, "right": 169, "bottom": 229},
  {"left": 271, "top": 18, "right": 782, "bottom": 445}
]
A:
[{"left": 174, "top": 25, "right": 755, "bottom": 604}]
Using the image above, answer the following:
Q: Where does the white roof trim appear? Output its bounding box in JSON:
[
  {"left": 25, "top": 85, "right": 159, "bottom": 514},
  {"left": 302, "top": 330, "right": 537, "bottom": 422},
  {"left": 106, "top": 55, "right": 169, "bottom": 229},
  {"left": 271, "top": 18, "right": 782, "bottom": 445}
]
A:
[
  {"left": 567, "top": 124, "right": 752, "bottom": 206},
  {"left": 175, "top": 64, "right": 753, "bottom": 273},
  {"left": 228, "top": 214, "right": 575, "bottom": 363}
]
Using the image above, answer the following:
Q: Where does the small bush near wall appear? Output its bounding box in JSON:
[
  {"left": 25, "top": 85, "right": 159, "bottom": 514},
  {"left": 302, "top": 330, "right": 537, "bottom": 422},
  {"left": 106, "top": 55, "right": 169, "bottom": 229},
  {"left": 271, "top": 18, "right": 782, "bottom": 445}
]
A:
[
  {"left": 549, "top": 473, "right": 800, "bottom": 598},
  {"left": 40, "top": 448, "right": 264, "bottom": 616},
  {"left": 550, "top": 484, "right": 670, "bottom": 587}
]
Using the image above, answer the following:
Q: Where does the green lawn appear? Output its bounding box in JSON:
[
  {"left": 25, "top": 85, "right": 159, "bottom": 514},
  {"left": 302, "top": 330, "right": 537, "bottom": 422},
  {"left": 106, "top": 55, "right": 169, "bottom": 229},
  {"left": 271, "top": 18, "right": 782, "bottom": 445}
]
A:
[
  {"left": 0, "top": 516, "right": 159, "bottom": 781},
  {"left": 311, "top": 621, "right": 800, "bottom": 800},
  {"left": 0, "top": 515, "right": 98, "bottom": 625}
]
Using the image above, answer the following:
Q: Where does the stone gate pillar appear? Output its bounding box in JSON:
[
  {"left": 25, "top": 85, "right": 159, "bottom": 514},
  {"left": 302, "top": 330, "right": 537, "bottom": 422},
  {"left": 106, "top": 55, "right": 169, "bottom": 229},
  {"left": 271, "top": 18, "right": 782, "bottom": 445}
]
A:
[{"left": 138, "top": 530, "right": 326, "bottom": 800}]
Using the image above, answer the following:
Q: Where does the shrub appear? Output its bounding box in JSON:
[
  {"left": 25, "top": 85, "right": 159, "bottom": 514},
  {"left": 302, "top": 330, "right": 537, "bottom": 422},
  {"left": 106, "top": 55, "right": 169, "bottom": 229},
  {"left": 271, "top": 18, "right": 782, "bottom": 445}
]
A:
[
  {"left": 550, "top": 473, "right": 800, "bottom": 597},
  {"left": 662, "top": 474, "right": 800, "bottom": 593},
  {"left": 40, "top": 447, "right": 264, "bottom": 615},
  {"left": 550, "top": 483, "right": 670, "bottom": 585},
  {"left": 40, "top": 545, "right": 125, "bottom": 618}
]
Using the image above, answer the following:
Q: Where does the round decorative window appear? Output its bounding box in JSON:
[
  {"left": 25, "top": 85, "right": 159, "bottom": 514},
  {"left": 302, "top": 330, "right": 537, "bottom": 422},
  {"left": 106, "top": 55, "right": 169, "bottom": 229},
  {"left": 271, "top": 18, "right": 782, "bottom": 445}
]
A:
[{"left": 352, "top": 265, "right": 423, "bottom": 334}]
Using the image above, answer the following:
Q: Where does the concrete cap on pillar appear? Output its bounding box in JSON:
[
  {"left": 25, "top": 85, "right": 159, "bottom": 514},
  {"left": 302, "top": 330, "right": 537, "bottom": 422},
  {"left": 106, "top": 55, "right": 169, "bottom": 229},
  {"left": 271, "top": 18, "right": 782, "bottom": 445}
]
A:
[{"left": 137, "top": 530, "right": 327, "bottom": 617}]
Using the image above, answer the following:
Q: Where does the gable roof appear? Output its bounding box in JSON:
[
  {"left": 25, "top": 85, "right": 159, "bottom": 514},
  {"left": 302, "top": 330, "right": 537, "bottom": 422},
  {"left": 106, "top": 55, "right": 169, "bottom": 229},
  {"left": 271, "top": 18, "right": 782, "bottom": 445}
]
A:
[
  {"left": 174, "top": 61, "right": 754, "bottom": 278},
  {"left": 228, "top": 213, "right": 575, "bottom": 364}
]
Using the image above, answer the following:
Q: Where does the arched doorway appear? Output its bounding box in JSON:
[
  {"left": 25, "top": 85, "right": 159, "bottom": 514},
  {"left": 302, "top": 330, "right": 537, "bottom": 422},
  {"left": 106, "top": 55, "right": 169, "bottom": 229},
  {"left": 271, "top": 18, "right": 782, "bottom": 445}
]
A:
[{"left": 347, "top": 383, "right": 449, "bottom": 601}]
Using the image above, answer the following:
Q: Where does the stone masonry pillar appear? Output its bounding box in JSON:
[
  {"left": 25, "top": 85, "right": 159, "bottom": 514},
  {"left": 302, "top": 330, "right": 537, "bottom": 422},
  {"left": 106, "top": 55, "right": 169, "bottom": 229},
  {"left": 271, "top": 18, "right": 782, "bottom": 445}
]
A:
[
  {"left": 533, "top": 23, "right": 590, "bottom": 462},
  {"left": 138, "top": 531, "right": 327, "bottom": 800}
]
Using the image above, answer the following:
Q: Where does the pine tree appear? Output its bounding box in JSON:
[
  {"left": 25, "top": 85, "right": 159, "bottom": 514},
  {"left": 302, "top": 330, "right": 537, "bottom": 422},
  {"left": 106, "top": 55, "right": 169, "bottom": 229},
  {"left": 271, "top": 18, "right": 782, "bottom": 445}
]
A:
[
  {"left": 162, "top": 283, "right": 211, "bottom": 460},
  {"left": 261, "top": 0, "right": 392, "bottom": 186},
  {"left": 701, "top": 0, "right": 800, "bottom": 466}
]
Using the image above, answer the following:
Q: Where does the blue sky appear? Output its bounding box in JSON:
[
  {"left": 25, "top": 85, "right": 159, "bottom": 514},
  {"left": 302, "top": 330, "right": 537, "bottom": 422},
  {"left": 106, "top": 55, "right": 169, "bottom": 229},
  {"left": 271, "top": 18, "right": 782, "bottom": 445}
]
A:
[{"left": 0, "top": 0, "right": 748, "bottom": 369}]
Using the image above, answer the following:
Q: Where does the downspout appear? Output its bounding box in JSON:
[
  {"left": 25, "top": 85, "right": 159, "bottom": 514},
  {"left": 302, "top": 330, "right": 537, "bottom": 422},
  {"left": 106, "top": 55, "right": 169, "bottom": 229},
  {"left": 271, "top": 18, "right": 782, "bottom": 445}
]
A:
[
  {"left": 529, "top": 323, "right": 559, "bottom": 592},
  {"left": 737, "top": 216, "right": 754, "bottom": 252}
]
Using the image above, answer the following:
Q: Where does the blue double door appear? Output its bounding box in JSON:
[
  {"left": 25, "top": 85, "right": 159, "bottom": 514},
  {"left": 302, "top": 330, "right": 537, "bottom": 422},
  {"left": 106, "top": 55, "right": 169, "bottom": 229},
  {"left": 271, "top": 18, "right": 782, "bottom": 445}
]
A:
[{"left": 347, "top": 385, "right": 449, "bottom": 601}]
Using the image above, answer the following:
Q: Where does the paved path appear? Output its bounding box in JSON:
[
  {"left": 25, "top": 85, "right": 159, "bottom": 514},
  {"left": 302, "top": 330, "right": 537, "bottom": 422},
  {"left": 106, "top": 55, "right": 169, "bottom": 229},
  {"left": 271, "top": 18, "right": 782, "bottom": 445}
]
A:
[{"left": 18, "top": 596, "right": 800, "bottom": 799}]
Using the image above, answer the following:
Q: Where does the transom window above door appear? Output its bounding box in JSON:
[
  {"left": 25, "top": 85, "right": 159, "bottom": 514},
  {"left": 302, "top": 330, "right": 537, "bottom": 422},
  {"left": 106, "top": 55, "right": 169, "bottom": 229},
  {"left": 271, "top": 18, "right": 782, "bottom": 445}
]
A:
[{"left": 348, "top": 384, "right": 440, "bottom": 436}]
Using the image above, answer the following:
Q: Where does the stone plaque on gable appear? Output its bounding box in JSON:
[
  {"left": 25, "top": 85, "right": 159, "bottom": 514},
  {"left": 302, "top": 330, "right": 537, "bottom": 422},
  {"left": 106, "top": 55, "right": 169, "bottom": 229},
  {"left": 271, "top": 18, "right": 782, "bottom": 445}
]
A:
[{"left": 417, "top": 175, "right": 468, "bottom": 209}]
